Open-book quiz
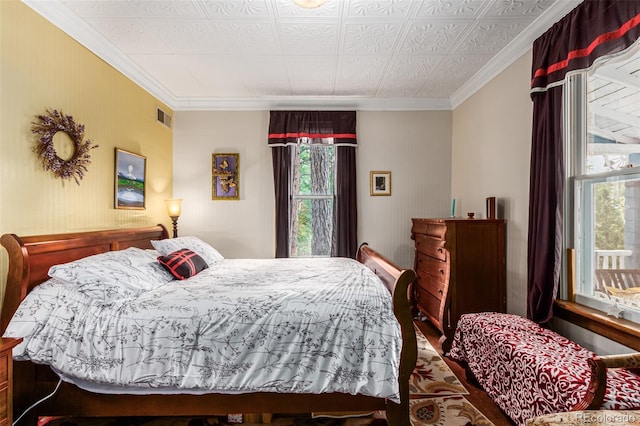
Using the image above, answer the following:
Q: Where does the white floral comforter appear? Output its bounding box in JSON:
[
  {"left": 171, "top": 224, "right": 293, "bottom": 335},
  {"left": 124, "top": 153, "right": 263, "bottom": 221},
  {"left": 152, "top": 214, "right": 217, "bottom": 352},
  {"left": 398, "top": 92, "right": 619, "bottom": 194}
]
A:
[{"left": 4, "top": 257, "right": 401, "bottom": 401}]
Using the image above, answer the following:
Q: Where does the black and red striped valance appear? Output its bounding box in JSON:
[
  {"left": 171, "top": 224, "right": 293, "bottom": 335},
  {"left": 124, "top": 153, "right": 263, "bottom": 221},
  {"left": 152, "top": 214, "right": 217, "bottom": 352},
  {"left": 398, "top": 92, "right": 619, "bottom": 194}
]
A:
[
  {"left": 531, "top": 0, "right": 640, "bottom": 94},
  {"left": 268, "top": 111, "right": 357, "bottom": 146}
]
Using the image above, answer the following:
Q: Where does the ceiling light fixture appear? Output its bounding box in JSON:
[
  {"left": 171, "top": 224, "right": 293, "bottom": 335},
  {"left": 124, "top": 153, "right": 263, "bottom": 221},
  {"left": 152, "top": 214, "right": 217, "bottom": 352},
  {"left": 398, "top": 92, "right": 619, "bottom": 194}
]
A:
[{"left": 293, "top": 0, "right": 326, "bottom": 9}]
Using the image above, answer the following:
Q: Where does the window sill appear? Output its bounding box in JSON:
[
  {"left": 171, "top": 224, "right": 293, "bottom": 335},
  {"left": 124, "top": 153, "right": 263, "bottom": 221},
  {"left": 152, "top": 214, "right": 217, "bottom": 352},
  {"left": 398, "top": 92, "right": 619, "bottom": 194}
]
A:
[{"left": 554, "top": 299, "right": 640, "bottom": 351}]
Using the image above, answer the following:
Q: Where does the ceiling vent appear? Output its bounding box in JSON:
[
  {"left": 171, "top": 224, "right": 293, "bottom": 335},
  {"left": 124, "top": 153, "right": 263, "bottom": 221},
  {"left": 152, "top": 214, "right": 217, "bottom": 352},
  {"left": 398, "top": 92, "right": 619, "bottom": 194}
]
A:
[{"left": 157, "top": 107, "right": 172, "bottom": 128}]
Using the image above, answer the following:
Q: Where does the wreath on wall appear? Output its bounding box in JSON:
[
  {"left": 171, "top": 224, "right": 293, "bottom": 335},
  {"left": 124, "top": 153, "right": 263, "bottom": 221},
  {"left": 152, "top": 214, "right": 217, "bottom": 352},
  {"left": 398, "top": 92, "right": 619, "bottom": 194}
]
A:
[{"left": 31, "top": 109, "right": 99, "bottom": 185}]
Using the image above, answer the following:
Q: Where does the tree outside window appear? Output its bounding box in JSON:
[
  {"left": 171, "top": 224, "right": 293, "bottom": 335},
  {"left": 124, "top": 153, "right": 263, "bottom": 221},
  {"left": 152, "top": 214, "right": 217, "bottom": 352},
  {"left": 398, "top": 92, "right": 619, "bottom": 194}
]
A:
[{"left": 290, "top": 141, "right": 335, "bottom": 257}]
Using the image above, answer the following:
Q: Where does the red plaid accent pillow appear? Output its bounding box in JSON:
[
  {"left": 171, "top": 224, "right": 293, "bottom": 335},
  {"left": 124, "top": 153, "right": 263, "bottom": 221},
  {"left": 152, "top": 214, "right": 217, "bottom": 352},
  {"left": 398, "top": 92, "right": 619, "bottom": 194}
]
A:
[{"left": 157, "top": 249, "right": 208, "bottom": 280}]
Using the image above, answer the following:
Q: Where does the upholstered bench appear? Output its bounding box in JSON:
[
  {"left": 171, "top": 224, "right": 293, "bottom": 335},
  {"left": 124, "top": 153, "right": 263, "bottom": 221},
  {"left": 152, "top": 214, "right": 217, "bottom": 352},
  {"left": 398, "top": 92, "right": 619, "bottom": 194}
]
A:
[{"left": 448, "top": 312, "right": 640, "bottom": 426}]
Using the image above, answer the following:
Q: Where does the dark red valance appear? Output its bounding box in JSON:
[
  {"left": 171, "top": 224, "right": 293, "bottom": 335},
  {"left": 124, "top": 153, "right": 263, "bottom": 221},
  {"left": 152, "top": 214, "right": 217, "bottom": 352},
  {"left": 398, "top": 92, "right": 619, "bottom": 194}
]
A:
[
  {"left": 531, "top": 0, "right": 640, "bottom": 93},
  {"left": 268, "top": 111, "right": 357, "bottom": 146}
]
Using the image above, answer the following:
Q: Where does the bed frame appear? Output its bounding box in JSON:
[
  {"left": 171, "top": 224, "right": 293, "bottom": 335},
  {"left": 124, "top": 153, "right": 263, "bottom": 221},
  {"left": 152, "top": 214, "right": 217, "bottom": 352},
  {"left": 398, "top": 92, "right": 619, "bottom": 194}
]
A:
[{"left": 0, "top": 225, "right": 417, "bottom": 426}]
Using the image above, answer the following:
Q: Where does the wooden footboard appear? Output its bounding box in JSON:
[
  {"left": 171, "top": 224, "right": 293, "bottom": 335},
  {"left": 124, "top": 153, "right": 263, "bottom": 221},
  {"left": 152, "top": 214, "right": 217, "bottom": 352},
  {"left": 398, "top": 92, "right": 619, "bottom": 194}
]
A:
[
  {"left": 357, "top": 243, "right": 418, "bottom": 425},
  {"left": 1, "top": 228, "right": 416, "bottom": 426}
]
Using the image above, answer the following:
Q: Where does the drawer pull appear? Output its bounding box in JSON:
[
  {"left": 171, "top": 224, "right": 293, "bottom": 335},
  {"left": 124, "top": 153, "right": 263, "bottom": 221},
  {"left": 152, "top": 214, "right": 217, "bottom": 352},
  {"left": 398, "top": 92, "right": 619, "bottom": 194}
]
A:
[
  {"left": 439, "top": 269, "right": 445, "bottom": 275},
  {"left": 438, "top": 248, "right": 443, "bottom": 254}
]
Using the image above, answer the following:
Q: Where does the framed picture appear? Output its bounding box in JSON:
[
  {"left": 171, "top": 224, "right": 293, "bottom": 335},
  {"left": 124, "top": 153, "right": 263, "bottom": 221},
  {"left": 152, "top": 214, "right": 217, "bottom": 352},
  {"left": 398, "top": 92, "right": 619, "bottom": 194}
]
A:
[
  {"left": 212, "top": 153, "right": 239, "bottom": 200},
  {"left": 370, "top": 171, "right": 391, "bottom": 196},
  {"left": 115, "top": 148, "right": 146, "bottom": 209}
]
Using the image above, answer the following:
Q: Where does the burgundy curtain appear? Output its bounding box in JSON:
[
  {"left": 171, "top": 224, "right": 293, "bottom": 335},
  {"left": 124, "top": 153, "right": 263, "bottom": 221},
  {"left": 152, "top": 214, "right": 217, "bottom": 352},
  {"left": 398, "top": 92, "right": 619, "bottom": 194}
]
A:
[
  {"left": 268, "top": 111, "right": 358, "bottom": 259},
  {"left": 271, "top": 146, "right": 292, "bottom": 258},
  {"left": 333, "top": 145, "right": 357, "bottom": 257},
  {"left": 528, "top": 0, "right": 640, "bottom": 324}
]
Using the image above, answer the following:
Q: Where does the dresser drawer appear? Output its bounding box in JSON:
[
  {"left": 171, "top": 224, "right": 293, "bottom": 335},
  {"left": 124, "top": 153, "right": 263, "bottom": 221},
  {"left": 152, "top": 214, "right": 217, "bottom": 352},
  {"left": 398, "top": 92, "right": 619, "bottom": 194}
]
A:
[
  {"left": 414, "top": 234, "right": 447, "bottom": 261},
  {"left": 411, "top": 220, "right": 447, "bottom": 240},
  {"left": 415, "top": 255, "right": 448, "bottom": 284},
  {"left": 0, "top": 354, "right": 7, "bottom": 384},
  {"left": 0, "top": 383, "right": 7, "bottom": 420},
  {"left": 415, "top": 270, "right": 447, "bottom": 299},
  {"left": 414, "top": 284, "right": 444, "bottom": 322}
]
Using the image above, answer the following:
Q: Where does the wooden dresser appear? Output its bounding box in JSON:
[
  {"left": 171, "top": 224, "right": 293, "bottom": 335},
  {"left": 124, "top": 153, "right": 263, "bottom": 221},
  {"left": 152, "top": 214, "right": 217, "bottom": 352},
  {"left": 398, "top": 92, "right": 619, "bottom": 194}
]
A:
[
  {"left": 0, "top": 338, "right": 21, "bottom": 426},
  {"left": 411, "top": 218, "right": 506, "bottom": 352}
]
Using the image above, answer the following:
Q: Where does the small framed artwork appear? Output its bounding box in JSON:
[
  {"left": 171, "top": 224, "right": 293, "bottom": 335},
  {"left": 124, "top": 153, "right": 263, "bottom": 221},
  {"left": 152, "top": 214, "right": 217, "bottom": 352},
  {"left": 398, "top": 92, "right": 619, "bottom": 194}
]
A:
[
  {"left": 115, "top": 148, "right": 146, "bottom": 209},
  {"left": 212, "top": 153, "right": 239, "bottom": 200},
  {"left": 370, "top": 171, "right": 391, "bottom": 196}
]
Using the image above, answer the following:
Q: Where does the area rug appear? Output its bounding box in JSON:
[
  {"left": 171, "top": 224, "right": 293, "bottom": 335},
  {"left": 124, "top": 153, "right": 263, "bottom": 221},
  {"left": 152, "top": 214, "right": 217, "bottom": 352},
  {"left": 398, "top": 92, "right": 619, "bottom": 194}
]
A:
[
  {"left": 409, "top": 396, "right": 495, "bottom": 426},
  {"left": 410, "top": 324, "right": 468, "bottom": 397}
]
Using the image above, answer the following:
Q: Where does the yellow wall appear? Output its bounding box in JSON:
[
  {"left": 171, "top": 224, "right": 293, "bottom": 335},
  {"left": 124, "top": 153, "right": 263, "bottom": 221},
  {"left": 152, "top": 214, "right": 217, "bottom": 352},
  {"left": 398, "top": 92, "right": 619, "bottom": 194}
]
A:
[{"left": 0, "top": 1, "right": 173, "bottom": 302}]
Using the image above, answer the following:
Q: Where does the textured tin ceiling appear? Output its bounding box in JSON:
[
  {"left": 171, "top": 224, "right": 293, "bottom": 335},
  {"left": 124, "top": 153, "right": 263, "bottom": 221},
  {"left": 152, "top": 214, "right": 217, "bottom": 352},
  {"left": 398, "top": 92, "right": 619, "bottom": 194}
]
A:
[{"left": 23, "top": 0, "right": 582, "bottom": 110}]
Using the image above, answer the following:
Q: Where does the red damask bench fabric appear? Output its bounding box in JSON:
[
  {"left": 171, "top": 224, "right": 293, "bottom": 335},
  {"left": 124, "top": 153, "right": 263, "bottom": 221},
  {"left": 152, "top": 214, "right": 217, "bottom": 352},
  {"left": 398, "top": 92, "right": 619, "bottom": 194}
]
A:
[{"left": 448, "top": 312, "right": 640, "bottom": 426}]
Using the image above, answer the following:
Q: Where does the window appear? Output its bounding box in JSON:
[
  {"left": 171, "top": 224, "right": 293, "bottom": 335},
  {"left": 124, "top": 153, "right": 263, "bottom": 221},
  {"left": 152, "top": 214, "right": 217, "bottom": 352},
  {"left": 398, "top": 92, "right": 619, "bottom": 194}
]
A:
[
  {"left": 566, "top": 41, "right": 640, "bottom": 325},
  {"left": 268, "top": 111, "right": 357, "bottom": 259},
  {"left": 290, "top": 141, "right": 335, "bottom": 257}
]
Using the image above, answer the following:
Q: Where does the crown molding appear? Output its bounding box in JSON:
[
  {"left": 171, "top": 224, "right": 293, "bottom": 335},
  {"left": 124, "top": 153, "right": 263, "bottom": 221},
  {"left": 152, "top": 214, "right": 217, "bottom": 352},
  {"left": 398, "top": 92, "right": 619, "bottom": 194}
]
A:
[
  {"left": 170, "top": 96, "right": 452, "bottom": 111},
  {"left": 22, "top": 0, "right": 581, "bottom": 112}
]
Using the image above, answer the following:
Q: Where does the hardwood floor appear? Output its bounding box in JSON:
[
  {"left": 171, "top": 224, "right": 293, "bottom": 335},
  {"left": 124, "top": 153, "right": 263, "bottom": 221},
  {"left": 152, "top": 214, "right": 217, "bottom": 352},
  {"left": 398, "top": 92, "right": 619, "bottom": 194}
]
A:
[{"left": 414, "top": 319, "right": 515, "bottom": 426}]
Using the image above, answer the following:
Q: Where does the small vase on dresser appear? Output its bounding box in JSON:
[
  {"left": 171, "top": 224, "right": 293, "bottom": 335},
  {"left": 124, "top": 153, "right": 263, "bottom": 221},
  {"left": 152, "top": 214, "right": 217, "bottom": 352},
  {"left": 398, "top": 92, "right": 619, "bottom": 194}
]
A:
[{"left": 411, "top": 217, "right": 506, "bottom": 353}]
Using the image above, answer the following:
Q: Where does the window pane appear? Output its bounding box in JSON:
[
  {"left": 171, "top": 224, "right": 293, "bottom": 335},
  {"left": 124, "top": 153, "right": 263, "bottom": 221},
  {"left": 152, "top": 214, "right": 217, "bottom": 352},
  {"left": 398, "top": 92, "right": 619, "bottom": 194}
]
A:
[
  {"left": 290, "top": 197, "right": 334, "bottom": 257},
  {"left": 290, "top": 142, "right": 335, "bottom": 257},
  {"left": 578, "top": 175, "right": 640, "bottom": 313},
  {"left": 586, "top": 43, "right": 640, "bottom": 175},
  {"left": 295, "top": 144, "right": 335, "bottom": 196}
]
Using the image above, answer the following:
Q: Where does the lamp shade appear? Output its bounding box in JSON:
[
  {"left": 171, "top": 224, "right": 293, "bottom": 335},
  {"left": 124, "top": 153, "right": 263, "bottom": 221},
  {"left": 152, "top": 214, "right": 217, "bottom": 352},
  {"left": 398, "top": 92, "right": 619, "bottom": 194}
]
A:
[{"left": 165, "top": 198, "right": 182, "bottom": 218}]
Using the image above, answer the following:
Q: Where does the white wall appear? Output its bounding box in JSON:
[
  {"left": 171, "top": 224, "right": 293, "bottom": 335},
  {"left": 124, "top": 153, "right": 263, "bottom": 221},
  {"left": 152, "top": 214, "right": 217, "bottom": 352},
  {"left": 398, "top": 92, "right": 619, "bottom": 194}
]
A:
[
  {"left": 357, "top": 111, "right": 452, "bottom": 267},
  {"left": 451, "top": 52, "right": 533, "bottom": 317},
  {"left": 173, "top": 111, "right": 274, "bottom": 259},
  {"left": 173, "top": 110, "right": 452, "bottom": 268}
]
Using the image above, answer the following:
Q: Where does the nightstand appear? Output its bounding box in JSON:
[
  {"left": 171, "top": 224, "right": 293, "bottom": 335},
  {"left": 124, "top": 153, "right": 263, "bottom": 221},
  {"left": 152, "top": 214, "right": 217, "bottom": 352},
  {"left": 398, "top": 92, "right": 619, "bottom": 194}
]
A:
[{"left": 0, "top": 338, "right": 21, "bottom": 426}]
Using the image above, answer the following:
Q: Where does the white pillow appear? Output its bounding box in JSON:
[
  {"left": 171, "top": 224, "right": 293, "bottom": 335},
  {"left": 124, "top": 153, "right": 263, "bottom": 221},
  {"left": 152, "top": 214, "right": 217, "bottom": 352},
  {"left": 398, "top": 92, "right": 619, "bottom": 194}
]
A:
[
  {"left": 48, "top": 247, "right": 174, "bottom": 300},
  {"left": 151, "top": 236, "right": 224, "bottom": 265}
]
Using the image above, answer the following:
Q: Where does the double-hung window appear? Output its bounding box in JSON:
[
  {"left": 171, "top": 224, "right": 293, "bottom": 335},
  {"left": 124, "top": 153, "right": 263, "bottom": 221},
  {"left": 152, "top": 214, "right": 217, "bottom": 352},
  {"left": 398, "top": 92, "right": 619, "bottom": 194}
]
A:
[
  {"left": 290, "top": 139, "right": 335, "bottom": 257},
  {"left": 566, "top": 41, "right": 640, "bottom": 325},
  {"left": 268, "top": 111, "right": 358, "bottom": 259}
]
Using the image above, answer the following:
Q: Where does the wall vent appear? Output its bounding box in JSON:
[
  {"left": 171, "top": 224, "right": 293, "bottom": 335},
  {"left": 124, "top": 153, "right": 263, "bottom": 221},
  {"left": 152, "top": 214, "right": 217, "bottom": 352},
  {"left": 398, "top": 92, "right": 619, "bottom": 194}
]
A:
[{"left": 157, "top": 107, "right": 172, "bottom": 128}]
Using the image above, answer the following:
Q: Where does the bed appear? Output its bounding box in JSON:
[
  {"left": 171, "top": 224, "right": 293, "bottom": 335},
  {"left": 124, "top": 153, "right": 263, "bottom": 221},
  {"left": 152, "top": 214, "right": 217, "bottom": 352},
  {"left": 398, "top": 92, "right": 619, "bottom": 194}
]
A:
[{"left": 0, "top": 225, "right": 417, "bottom": 426}]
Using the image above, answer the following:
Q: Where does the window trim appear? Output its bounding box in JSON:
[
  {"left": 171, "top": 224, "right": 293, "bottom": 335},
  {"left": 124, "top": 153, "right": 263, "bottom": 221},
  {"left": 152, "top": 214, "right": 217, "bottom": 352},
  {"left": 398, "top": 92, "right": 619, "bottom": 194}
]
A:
[
  {"left": 289, "top": 142, "right": 336, "bottom": 258},
  {"left": 560, "top": 61, "right": 640, "bottom": 350},
  {"left": 554, "top": 300, "right": 640, "bottom": 351}
]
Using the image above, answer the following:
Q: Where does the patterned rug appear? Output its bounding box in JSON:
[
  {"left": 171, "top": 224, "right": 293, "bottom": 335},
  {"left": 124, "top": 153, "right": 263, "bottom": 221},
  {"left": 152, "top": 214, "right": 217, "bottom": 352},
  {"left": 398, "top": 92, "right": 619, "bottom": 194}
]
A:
[
  {"left": 409, "top": 396, "right": 495, "bottom": 426},
  {"left": 39, "top": 323, "right": 494, "bottom": 426},
  {"left": 410, "top": 325, "right": 468, "bottom": 396}
]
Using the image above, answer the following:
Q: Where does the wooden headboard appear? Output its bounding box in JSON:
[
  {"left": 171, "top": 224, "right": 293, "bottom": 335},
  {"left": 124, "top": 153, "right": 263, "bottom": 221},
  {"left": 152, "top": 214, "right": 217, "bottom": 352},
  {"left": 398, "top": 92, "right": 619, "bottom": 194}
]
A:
[{"left": 0, "top": 224, "right": 168, "bottom": 334}]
